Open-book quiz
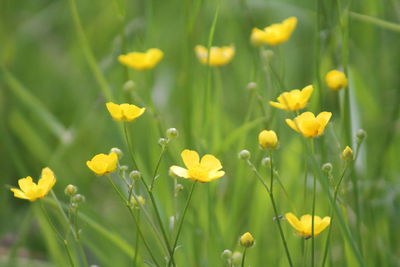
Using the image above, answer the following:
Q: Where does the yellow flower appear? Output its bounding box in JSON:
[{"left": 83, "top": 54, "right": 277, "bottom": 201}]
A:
[
  {"left": 195, "top": 45, "right": 235, "bottom": 66},
  {"left": 86, "top": 152, "right": 118, "bottom": 175},
  {"left": 106, "top": 102, "right": 145, "bottom": 122},
  {"left": 170, "top": 149, "right": 225, "bottom": 182},
  {"left": 118, "top": 48, "right": 163, "bottom": 70},
  {"left": 240, "top": 232, "right": 255, "bottom": 248},
  {"left": 258, "top": 130, "right": 278, "bottom": 150},
  {"left": 10, "top": 168, "right": 56, "bottom": 201},
  {"left": 251, "top": 17, "right": 297, "bottom": 46},
  {"left": 325, "top": 70, "right": 348, "bottom": 91},
  {"left": 342, "top": 146, "right": 353, "bottom": 161},
  {"left": 269, "top": 85, "right": 313, "bottom": 111},
  {"left": 285, "top": 213, "right": 331, "bottom": 238},
  {"left": 285, "top": 111, "right": 332, "bottom": 138}
]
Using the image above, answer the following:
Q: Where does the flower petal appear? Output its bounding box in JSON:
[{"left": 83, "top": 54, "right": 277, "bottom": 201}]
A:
[
  {"left": 285, "top": 119, "right": 299, "bottom": 133},
  {"left": 315, "top": 216, "right": 331, "bottom": 235},
  {"left": 181, "top": 149, "right": 200, "bottom": 168},
  {"left": 269, "top": 101, "right": 287, "bottom": 110},
  {"left": 316, "top": 112, "right": 332, "bottom": 128},
  {"left": 207, "top": 170, "right": 225, "bottom": 181},
  {"left": 200, "top": 154, "right": 222, "bottom": 171},
  {"left": 285, "top": 213, "right": 303, "bottom": 233},
  {"left": 10, "top": 188, "right": 30, "bottom": 200},
  {"left": 170, "top": 166, "right": 189, "bottom": 178},
  {"left": 106, "top": 102, "right": 123, "bottom": 120},
  {"left": 18, "top": 177, "right": 35, "bottom": 193}
]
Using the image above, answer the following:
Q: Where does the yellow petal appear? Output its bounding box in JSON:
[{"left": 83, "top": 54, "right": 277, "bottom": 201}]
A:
[
  {"left": 170, "top": 166, "right": 189, "bottom": 178},
  {"left": 181, "top": 149, "right": 200, "bottom": 169},
  {"left": 10, "top": 188, "right": 30, "bottom": 200},
  {"left": 200, "top": 154, "right": 222, "bottom": 171},
  {"left": 269, "top": 101, "right": 287, "bottom": 110},
  {"left": 38, "top": 167, "right": 56, "bottom": 192},
  {"left": 18, "top": 177, "right": 35, "bottom": 193},
  {"left": 316, "top": 112, "right": 332, "bottom": 128},
  {"left": 106, "top": 102, "right": 123, "bottom": 121},
  {"left": 106, "top": 152, "right": 118, "bottom": 173},
  {"left": 207, "top": 170, "right": 225, "bottom": 181},
  {"left": 300, "top": 85, "right": 313, "bottom": 104},
  {"left": 86, "top": 160, "right": 108, "bottom": 175},
  {"left": 285, "top": 119, "right": 299, "bottom": 133},
  {"left": 121, "top": 104, "right": 145, "bottom": 121},
  {"left": 315, "top": 217, "right": 331, "bottom": 235},
  {"left": 285, "top": 213, "right": 303, "bottom": 232}
]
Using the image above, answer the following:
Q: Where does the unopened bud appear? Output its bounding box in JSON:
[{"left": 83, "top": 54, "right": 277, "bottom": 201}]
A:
[
  {"left": 129, "top": 170, "right": 141, "bottom": 180},
  {"left": 239, "top": 150, "right": 251, "bottom": 160},
  {"left": 123, "top": 80, "right": 135, "bottom": 91},
  {"left": 258, "top": 130, "right": 278, "bottom": 150},
  {"left": 221, "top": 249, "right": 233, "bottom": 260},
  {"left": 175, "top": 184, "right": 184, "bottom": 193},
  {"left": 322, "top": 163, "right": 333, "bottom": 173},
  {"left": 246, "top": 82, "right": 257, "bottom": 91},
  {"left": 166, "top": 128, "right": 179, "bottom": 139},
  {"left": 356, "top": 129, "right": 367, "bottom": 144},
  {"left": 130, "top": 195, "right": 146, "bottom": 209},
  {"left": 119, "top": 165, "right": 128, "bottom": 171},
  {"left": 342, "top": 146, "right": 353, "bottom": 161},
  {"left": 158, "top": 138, "right": 168, "bottom": 146},
  {"left": 72, "top": 194, "right": 85, "bottom": 204},
  {"left": 239, "top": 232, "right": 254, "bottom": 248},
  {"left": 261, "top": 157, "right": 271, "bottom": 167},
  {"left": 64, "top": 184, "right": 78, "bottom": 196},
  {"left": 110, "top": 147, "right": 123, "bottom": 159},
  {"left": 231, "top": 252, "right": 243, "bottom": 265}
]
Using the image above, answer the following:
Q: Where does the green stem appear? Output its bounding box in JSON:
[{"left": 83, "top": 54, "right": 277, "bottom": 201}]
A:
[
  {"left": 106, "top": 175, "right": 160, "bottom": 267},
  {"left": 311, "top": 139, "right": 316, "bottom": 267},
  {"left": 167, "top": 181, "right": 198, "bottom": 267},
  {"left": 350, "top": 11, "right": 400, "bottom": 33},
  {"left": 241, "top": 248, "right": 247, "bottom": 267},
  {"left": 150, "top": 145, "right": 166, "bottom": 191},
  {"left": 123, "top": 123, "right": 138, "bottom": 170},
  {"left": 134, "top": 211, "right": 141, "bottom": 266}
]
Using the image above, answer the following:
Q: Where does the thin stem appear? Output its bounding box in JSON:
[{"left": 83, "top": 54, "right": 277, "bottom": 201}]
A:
[
  {"left": 150, "top": 145, "right": 166, "bottom": 191},
  {"left": 167, "top": 181, "right": 198, "bottom": 267},
  {"left": 310, "top": 139, "right": 316, "bottom": 267},
  {"left": 123, "top": 123, "right": 138, "bottom": 170},
  {"left": 241, "top": 248, "right": 247, "bottom": 267},
  {"left": 134, "top": 211, "right": 141, "bottom": 266},
  {"left": 106, "top": 175, "right": 160, "bottom": 267}
]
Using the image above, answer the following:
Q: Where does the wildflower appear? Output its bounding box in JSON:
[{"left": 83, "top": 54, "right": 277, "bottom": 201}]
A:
[
  {"left": 269, "top": 85, "right": 313, "bottom": 111},
  {"left": 240, "top": 232, "right": 255, "bottom": 248},
  {"left": 106, "top": 102, "right": 145, "bottom": 122},
  {"left": 118, "top": 48, "right": 163, "bottom": 70},
  {"left": 342, "top": 146, "right": 353, "bottom": 161},
  {"left": 251, "top": 17, "right": 297, "bottom": 46},
  {"left": 285, "top": 111, "right": 332, "bottom": 138},
  {"left": 195, "top": 45, "right": 235, "bottom": 66},
  {"left": 170, "top": 149, "right": 225, "bottom": 182},
  {"left": 10, "top": 168, "right": 56, "bottom": 201},
  {"left": 285, "top": 213, "right": 330, "bottom": 238},
  {"left": 110, "top": 147, "right": 123, "bottom": 159},
  {"left": 258, "top": 130, "right": 278, "bottom": 150},
  {"left": 325, "top": 70, "right": 348, "bottom": 91},
  {"left": 86, "top": 152, "right": 118, "bottom": 175}
]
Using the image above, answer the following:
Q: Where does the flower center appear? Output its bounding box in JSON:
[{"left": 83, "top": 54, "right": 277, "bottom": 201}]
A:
[{"left": 188, "top": 165, "right": 209, "bottom": 180}]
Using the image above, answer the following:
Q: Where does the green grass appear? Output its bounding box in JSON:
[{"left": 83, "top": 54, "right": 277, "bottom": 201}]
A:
[{"left": 1, "top": 0, "right": 400, "bottom": 266}]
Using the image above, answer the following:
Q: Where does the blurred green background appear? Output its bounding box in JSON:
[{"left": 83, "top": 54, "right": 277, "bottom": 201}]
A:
[{"left": 1, "top": 0, "right": 400, "bottom": 266}]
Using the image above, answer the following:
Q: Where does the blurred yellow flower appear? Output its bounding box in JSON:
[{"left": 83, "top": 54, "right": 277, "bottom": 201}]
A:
[
  {"left": 258, "top": 130, "right": 278, "bottom": 150},
  {"left": 170, "top": 149, "right": 225, "bottom": 182},
  {"left": 342, "top": 146, "right": 353, "bottom": 161},
  {"left": 10, "top": 168, "right": 56, "bottom": 201},
  {"left": 285, "top": 213, "right": 330, "bottom": 238},
  {"left": 325, "top": 70, "right": 348, "bottom": 91},
  {"left": 118, "top": 48, "right": 163, "bottom": 70},
  {"left": 106, "top": 102, "right": 145, "bottom": 122},
  {"left": 285, "top": 111, "right": 332, "bottom": 138},
  {"left": 240, "top": 232, "right": 255, "bottom": 248},
  {"left": 87, "top": 152, "right": 118, "bottom": 175},
  {"left": 251, "top": 17, "right": 297, "bottom": 46},
  {"left": 269, "top": 85, "right": 313, "bottom": 111},
  {"left": 195, "top": 45, "right": 235, "bottom": 66}
]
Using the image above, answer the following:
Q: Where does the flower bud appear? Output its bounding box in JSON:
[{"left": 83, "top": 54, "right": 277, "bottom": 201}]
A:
[
  {"left": 110, "top": 147, "right": 123, "bottom": 159},
  {"left": 129, "top": 170, "right": 141, "bottom": 180},
  {"left": 356, "top": 129, "right": 367, "bottom": 144},
  {"left": 166, "top": 128, "right": 179, "bottom": 139},
  {"left": 262, "top": 49, "right": 274, "bottom": 60},
  {"left": 130, "top": 195, "right": 146, "bottom": 209},
  {"left": 64, "top": 184, "right": 78, "bottom": 196},
  {"left": 119, "top": 165, "right": 128, "bottom": 171},
  {"left": 158, "top": 138, "right": 168, "bottom": 146},
  {"left": 239, "top": 232, "right": 254, "bottom": 248},
  {"left": 259, "top": 130, "right": 278, "bottom": 150},
  {"left": 175, "top": 184, "right": 184, "bottom": 193},
  {"left": 238, "top": 150, "right": 251, "bottom": 160},
  {"left": 72, "top": 194, "right": 85, "bottom": 204},
  {"left": 261, "top": 157, "right": 271, "bottom": 167},
  {"left": 221, "top": 249, "right": 233, "bottom": 260},
  {"left": 342, "top": 146, "right": 353, "bottom": 161},
  {"left": 246, "top": 82, "right": 257, "bottom": 91},
  {"left": 231, "top": 252, "right": 242, "bottom": 265},
  {"left": 322, "top": 163, "right": 333, "bottom": 174},
  {"left": 325, "top": 70, "right": 348, "bottom": 91},
  {"left": 123, "top": 80, "right": 135, "bottom": 91}
]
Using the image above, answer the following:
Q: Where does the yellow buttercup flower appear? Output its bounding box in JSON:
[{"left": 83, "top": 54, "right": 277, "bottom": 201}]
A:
[
  {"left": 325, "top": 70, "right": 348, "bottom": 91},
  {"left": 106, "top": 102, "right": 145, "bottom": 122},
  {"left": 251, "top": 17, "right": 297, "bottom": 46},
  {"left": 118, "top": 48, "right": 163, "bottom": 70},
  {"left": 10, "top": 168, "right": 56, "bottom": 201},
  {"left": 240, "top": 232, "right": 255, "bottom": 248},
  {"left": 258, "top": 130, "right": 278, "bottom": 150},
  {"left": 286, "top": 111, "right": 332, "bottom": 138},
  {"left": 285, "top": 213, "right": 330, "bottom": 238},
  {"left": 86, "top": 152, "right": 118, "bottom": 175},
  {"left": 269, "top": 85, "right": 313, "bottom": 111},
  {"left": 342, "top": 146, "right": 353, "bottom": 161},
  {"left": 170, "top": 149, "right": 225, "bottom": 182},
  {"left": 195, "top": 45, "right": 235, "bottom": 66}
]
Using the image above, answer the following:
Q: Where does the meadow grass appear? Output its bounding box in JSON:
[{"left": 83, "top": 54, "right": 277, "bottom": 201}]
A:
[{"left": 1, "top": 0, "right": 400, "bottom": 266}]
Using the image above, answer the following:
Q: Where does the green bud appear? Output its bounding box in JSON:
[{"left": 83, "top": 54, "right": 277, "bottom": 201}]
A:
[
  {"left": 221, "top": 249, "right": 233, "bottom": 260},
  {"left": 238, "top": 150, "right": 251, "bottom": 160},
  {"left": 231, "top": 252, "right": 243, "bottom": 265},
  {"left": 119, "top": 165, "right": 128, "bottom": 171},
  {"left": 123, "top": 80, "right": 135, "bottom": 91},
  {"left": 261, "top": 157, "right": 271, "bottom": 167},
  {"left": 322, "top": 163, "right": 333, "bottom": 174},
  {"left": 72, "top": 194, "right": 85, "bottom": 204},
  {"left": 110, "top": 147, "right": 123, "bottom": 159},
  {"left": 356, "top": 129, "right": 367, "bottom": 144},
  {"left": 129, "top": 170, "right": 141, "bottom": 180},
  {"left": 166, "top": 128, "right": 179, "bottom": 139},
  {"left": 158, "top": 138, "right": 168, "bottom": 146},
  {"left": 64, "top": 184, "right": 77, "bottom": 196}
]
